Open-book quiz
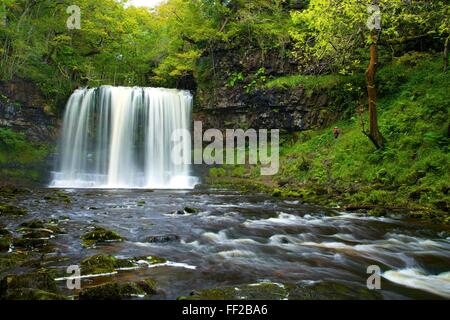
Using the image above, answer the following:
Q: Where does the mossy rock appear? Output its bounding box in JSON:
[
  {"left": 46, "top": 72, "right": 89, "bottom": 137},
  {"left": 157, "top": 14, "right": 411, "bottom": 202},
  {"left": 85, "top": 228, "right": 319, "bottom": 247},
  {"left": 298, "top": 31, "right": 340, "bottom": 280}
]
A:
[
  {"left": 0, "top": 288, "right": 68, "bottom": 300},
  {"left": 181, "top": 281, "right": 383, "bottom": 300},
  {"left": 285, "top": 282, "right": 383, "bottom": 300},
  {"left": 134, "top": 255, "right": 167, "bottom": 265},
  {"left": 0, "top": 204, "right": 27, "bottom": 216},
  {"left": 182, "top": 282, "right": 288, "bottom": 300},
  {"left": 0, "top": 238, "right": 11, "bottom": 252},
  {"left": 17, "top": 219, "right": 65, "bottom": 235},
  {"left": 20, "top": 219, "right": 45, "bottom": 229},
  {"left": 0, "top": 226, "right": 10, "bottom": 237},
  {"left": 0, "top": 269, "right": 59, "bottom": 299},
  {"left": 13, "top": 236, "right": 50, "bottom": 249},
  {"left": 21, "top": 229, "right": 54, "bottom": 239},
  {"left": 81, "top": 226, "right": 126, "bottom": 247},
  {"left": 78, "top": 279, "right": 157, "bottom": 300},
  {"left": 0, "top": 252, "right": 30, "bottom": 273},
  {"left": 80, "top": 255, "right": 134, "bottom": 275},
  {"left": 183, "top": 207, "right": 198, "bottom": 214},
  {"left": 145, "top": 234, "right": 180, "bottom": 243}
]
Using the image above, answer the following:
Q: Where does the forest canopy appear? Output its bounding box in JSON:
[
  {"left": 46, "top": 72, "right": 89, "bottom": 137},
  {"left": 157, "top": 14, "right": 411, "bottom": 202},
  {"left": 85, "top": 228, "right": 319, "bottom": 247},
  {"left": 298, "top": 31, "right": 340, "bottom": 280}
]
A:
[{"left": 0, "top": 0, "right": 448, "bottom": 109}]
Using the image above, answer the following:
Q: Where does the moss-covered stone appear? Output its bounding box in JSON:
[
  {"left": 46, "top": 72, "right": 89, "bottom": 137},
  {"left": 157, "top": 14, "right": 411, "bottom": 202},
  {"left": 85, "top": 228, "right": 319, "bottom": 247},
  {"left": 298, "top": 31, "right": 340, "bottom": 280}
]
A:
[
  {"left": 145, "top": 234, "right": 180, "bottom": 243},
  {"left": 1, "top": 288, "right": 68, "bottom": 300},
  {"left": 20, "top": 219, "right": 45, "bottom": 229},
  {"left": 81, "top": 226, "right": 126, "bottom": 247},
  {"left": 0, "top": 204, "right": 27, "bottom": 216},
  {"left": 183, "top": 207, "right": 198, "bottom": 214},
  {"left": 0, "top": 238, "right": 11, "bottom": 252},
  {"left": 78, "top": 279, "right": 157, "bottom": 300},
  {"left": 80, "top": 255, "right": 134, "bottom": 275},
  {"left": 0, "top": 269, "right": 60, "bottom": 300},
  {"left": 12, "top": 237, "right": 50, "bottom": 250},
  {"left": 180, "top": 281, "right": 383, "bottom": 300}
]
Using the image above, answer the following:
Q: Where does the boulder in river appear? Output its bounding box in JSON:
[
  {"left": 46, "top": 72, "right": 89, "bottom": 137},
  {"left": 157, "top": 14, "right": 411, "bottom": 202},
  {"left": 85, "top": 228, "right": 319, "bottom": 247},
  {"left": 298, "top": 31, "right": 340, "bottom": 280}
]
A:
[
  {"left": 0, "top": 269, "right": 66, "bottom": 300},
  {"left": 80, "top": 254, "right": 134, "bottom": 275},
  {"left": 81, "top": 226, "right": 126, "bottom": 247},
  {"left": 180, "top": 281, "right": 383, "bottom": 300},
  {"left": 0, "top": 204, "right": 27, "bottom": 216},
  {"left": 145, "top": 234, "right": 180, "bottom": 243},
  {"left": 78, "top": 279, "right": 158, "bottom": 300}
]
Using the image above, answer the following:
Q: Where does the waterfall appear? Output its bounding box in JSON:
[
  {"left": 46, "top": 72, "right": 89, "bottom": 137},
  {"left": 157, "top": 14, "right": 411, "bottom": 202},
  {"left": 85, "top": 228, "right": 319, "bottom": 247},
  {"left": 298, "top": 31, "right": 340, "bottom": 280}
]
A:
[{"left": 50, "top": 86, "right": 197, "bottom": 189}]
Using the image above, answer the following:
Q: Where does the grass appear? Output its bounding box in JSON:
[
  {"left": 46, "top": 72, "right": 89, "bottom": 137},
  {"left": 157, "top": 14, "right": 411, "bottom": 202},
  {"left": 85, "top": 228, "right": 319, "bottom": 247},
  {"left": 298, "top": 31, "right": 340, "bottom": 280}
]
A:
[
  {"left": 265, "top": 74, "right": 346, "bottom": 90},
  {"left": 208, "top": 54, "right": 450, "bottom": 222}
]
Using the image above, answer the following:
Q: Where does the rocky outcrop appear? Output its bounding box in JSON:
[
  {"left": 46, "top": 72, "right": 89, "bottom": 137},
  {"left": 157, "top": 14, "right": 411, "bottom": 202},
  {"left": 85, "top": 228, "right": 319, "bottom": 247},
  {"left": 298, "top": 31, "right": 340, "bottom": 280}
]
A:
[
  {"left": 195, "top": 86, "right": 334, "bottom": 131},
  {"left": 193, "top": 47, "right": 337, "bottom": 131},
  {"left": 0, "top": 78, "right": 58, "bottom": 142}
]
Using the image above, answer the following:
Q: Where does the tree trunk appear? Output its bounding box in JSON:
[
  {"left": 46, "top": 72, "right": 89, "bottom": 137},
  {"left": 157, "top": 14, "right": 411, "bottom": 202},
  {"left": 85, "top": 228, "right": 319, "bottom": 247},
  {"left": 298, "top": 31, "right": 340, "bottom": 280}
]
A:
[
  {"left": 365, "top": 34, "right": 385, "bottom": 149},
  {"left": 444, "top": 36, "right": 449, "bottom": 72}
]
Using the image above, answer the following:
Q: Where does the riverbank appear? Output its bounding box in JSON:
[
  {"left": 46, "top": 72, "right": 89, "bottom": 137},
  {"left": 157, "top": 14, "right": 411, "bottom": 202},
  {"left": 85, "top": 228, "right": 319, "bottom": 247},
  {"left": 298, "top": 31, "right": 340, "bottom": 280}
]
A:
[{"left": 204, "top": 56, "right": 449, "bottom": 225}]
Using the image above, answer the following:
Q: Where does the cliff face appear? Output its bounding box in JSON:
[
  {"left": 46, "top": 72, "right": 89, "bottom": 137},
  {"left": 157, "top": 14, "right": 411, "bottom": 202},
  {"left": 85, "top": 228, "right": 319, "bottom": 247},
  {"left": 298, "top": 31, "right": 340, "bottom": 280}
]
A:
[
  {"left": 0, "top": 79, "right": 59, "bottom": 185},
  {"left": 193, "top": 47, "right": 338, "bottom": 131},
  {"left": 0, "top": 79, "right": 58, "bottom": 143}
]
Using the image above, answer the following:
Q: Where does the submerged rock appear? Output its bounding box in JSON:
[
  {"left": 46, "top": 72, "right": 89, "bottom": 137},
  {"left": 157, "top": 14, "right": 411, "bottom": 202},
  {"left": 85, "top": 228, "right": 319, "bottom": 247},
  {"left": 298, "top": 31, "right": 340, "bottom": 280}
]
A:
[
  {"left": 19, "top": 219, "right": 45, "bottom": 229},
  {"left": 135, "top": 255, "right": 168, "bottom": 265},
  {"left": 18, "top": 219, "right": 65, "bottom": 235},
  {"left": 0, "top": 204, "right": 27, "bottom": 216},
  {"left": 145, "top": 234, "right": 180, "bottom": 243},
  {"left": 169, "top": 207, "right": 199, "bottom": 215},
  {"left": 78, "top": 279, "right": 157, "bottom": 300},
  {"left": 81, "top": 226, "right": 126, "bottom": 247}
]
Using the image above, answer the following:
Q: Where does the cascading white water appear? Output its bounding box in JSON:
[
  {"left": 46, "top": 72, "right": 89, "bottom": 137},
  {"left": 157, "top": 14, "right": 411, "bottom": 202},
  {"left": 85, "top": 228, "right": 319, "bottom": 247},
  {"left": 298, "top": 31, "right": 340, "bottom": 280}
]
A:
[{"left": 50, "top": 86, "right": 197, "bottom": 189}]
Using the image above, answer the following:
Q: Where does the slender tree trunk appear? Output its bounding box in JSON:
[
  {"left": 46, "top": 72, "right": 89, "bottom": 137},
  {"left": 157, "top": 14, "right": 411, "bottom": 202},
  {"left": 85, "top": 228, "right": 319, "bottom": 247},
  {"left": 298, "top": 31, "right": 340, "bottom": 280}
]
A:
[
  {"left": 444, "top": 36, "right": 449, "bottom": 72},
  {"left": 365, "top": 34, "right": 385, "bottom": 149}
]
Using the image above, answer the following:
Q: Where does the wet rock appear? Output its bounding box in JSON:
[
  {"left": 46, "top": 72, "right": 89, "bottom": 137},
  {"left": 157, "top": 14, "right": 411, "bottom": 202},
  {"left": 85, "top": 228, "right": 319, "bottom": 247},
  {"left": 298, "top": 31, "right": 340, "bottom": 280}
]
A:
[
  {"left": 22, "top": 229, "right": 54, "bottom": 239},
  {"left": 80, "top": 255, "right": 134, "bottom": 275},
  {"left": 0, "top": 237, "right": 11, "bottom": 252},
  {"left": 145, "top": 234, "right": 180, "bottom": 243},
  {"left": 12, "top": 237, "right": 49, "bottom": 250},
  {"left": 169, "top": 207, "right": 199, "bottom": 215},
  {"left": 20, "top": 219, "right": 45, "bottom": 229},
  {"left": 0, "top": 225, "right": 10, "bottom": 237},
  {"left": 136, "top": 255, "right": 167, "bottom": 265},
  {"left": 184, "top": 207, "right": 198, "bottom": 214},
  {"left": 180, "top": 281, "right": 383, "bottom": 300},
  {"left": 18, "top": 219, "right": 65, "bottom": 235},
  {"left": 78, "top": 279, "right": 157, "bottom": 300},
  {"left": 0, "top": 269, "right": 65, "bottom": 300},
  {"left": 81, "top": 226, "right": 126, "bottom": 247},
  {"left": 285, "top": 282, "right": 383, "bottom": 300},
  {"left": 0, "top": 204, "right": 27, "bottom": 216}
]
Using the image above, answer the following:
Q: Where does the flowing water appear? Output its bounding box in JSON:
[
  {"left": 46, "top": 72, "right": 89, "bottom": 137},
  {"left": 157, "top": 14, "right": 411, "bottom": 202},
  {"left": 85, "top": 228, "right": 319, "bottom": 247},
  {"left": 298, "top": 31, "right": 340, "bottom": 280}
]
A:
[
  {"left": 23, "top": 87, "right": 448, "bottom": 299},
  {"left": 3, "top": 188, "right": 449, "bottom": 299},
  {"left": 50, "top": 86, "right": 196, "bottom": 189}
]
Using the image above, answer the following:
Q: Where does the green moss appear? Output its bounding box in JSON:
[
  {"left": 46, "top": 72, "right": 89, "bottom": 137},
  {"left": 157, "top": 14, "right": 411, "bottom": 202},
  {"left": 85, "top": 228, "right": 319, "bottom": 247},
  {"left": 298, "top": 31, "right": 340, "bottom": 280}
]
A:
[
  {"left": 0, "top": 204, "right": 27, "bottom": 216},
  {"left": 0, "top": 269, "right": 60, "bottom": 299},
  {"left": 182, "top": 281, "right": 382, "bottom": 300},
  {"left": 183, "top": 207, "right": 198, "bottom": 214},
  {"left": 206, "top": 56, "right": 450, "bottom": 223},
  {"left": 79, "top": 255, "right": 134, "bottom": 275},
  {"left": 81, "top": 226, "right": 126, "bottom": 247},
  {"left": 78, "top": 279, "right": 157, "bottom": 300}
]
